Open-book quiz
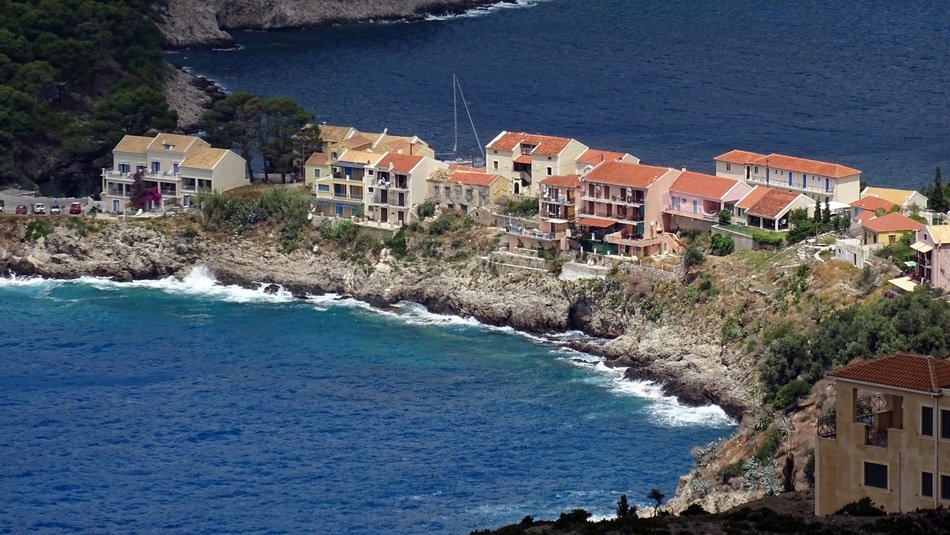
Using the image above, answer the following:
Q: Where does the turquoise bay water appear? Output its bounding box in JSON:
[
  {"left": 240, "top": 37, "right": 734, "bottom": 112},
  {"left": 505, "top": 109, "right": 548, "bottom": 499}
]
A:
[{"left": 0, "top": 269, "right": 732, "bottom": 533}]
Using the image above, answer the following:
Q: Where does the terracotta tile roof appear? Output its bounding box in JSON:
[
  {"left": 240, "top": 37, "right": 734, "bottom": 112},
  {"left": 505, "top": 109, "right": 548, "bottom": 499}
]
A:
[
  {"left": 575, "top": 217, "right": 616, "bottom": 228},
  {"left": 735, "top": 185, "right": 771, "bottom": 210},
  {"left": 746, "top": 188, "right": 801, "bottom": 218},
  {"left": 862, "top": 187, "right": 919, "bottom": 207},
  {"left": 540, "top": 174, "right": 580, "bottom": 189},
  {"left": 670, "top": 171, "right": 740, "bottom": 200},
  {"left": 446, "top": 170, "right": 500, "bottom": 187},
  {"left": 513, "top": 154, "right": 532, "bottom": 164},
  {"left": 146, "top": 133, "right": 206, "bottom": 153},
  {"left": 850, "top": 196, "right": 897, "bottom": 212},
  {"left": 448, "top": 164, "right": 483, "bottom": 172},
  {"left": 375, "top": 153, "right": 423, "bottom": 174},
  {"left": 582, "top": 161, "right": 671, "bottom": 188},
  {"left": 114, "top": 135, "right": 155, "bottom": 154},
  {"left": 714, "top": 149, "right": 765, "bottom": 165},
  {"left": 488, "top": 131, "right": 576, "bottom": 156},
  {"left": 829, "top": 353, "right": 950, "bottom": 393},
  {"left": 180, "top": 147, "right": 229, "bottom": 170},
  {"left": 305, "top": 152, "right": 329, "bottom": 166},
  {"left": 343, "top": 134, "right": 373, "bottom": 149},
  {"left": 577, "top": 149, "right": 629, "bottom": 165},
  {"left": 751, "top": 153, "right": 860, "bottom": 178},
  {"left": 336, "top": 149, "right": 383, "bottom": 166},
  {"left": 862, "top": 212, "right": 924, "bottom": 234},
  {"left": 314, "top": 125, "right": 355, "bottom": 143},
  {"left": 925, "top": 225, "right": 950, "bottom": 245}
]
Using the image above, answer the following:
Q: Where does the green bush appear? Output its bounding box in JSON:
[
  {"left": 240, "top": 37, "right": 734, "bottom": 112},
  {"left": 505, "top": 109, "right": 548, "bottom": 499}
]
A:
[
  {"left": 752, "top": 230, "right": 784, "bottom": 247},
  {"left": 772, "top": 379, "right": 811, "bottom": 409},
  {"left": 416, "top": 199, "right": 436, "bottom": 219},
  {"left": 385, "top": 227, "right": 409, "bottom": 259},
  {"left": 834, "top": 497, "right": 885, "bottom": 517},
  {"left": 718, "top": 460, "right": 745, "bottom": 483},
  {"left": 319, "top": 220, "right": 360, "bottom": 247},
  {"left": 552, "top": 509, "right": 591, "bottom": 529},
  {"left": 502, "top": 196, "right": 539, "bottom": 217},
  {"left": 803, "top": 449, "right": 815, "bottom": 486},
  {"left": 25, "top": 219, "right": 53, "bottom": 241},
  {"left": 710, "top": 233, "right": 735, "bottom": 256},
  {"left": 754, "top": 428, "right": 781, "bottom": 462}
]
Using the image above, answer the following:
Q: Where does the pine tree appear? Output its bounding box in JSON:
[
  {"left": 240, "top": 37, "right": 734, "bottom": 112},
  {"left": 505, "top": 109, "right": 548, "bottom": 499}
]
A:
[
  {"left": 823, "top": 199, "right": 831, "bottom": 224},
  {"left": 813, "top": 198, "right": 822, "bottom": 225},
  {"left": 648, "top": 489, "right": 665, "bottom": 516},
  {"left": 929, "top": 166, "right": 946, "bottom": 213}
]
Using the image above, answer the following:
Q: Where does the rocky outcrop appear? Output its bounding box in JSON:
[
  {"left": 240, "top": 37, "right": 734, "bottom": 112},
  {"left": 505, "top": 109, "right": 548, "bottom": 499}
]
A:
[{"left": 156, "top": 0, "right": 507, "bottom": 48}]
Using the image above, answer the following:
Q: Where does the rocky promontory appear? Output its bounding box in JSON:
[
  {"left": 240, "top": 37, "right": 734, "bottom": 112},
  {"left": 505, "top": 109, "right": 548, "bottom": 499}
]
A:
[{"left": 156, "top": 0, "right": 511, "bottom": 48}]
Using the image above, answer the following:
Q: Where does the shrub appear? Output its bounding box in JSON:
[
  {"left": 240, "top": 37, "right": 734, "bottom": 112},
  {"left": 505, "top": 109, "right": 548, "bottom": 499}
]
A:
[
  {"left": 553, "top": 509, "right": 591, "bottom": 529},
  {"left": 428, "top": 213, "right": 459, "bottom": 235},
  {"left": 772, "top": 379, "right": 811, "bottom": 409},
  {"left": 803, "top": 450, "right": 815, "bottom": 486},
  {"left": 682, "top": 244, "right": 705, "bottom": 273},
  {"left": 502, "top": 196, "right": 539, "bottom": 217},
  {"left": 835, "top": 497, "right": 885, "bottom": 517},
  {"left": 719, "top": 460, "right": 745, "bottom": 483},
  {"left": 279, "top": 224, "right": 303, "bottom": 252},
  {"left": 416, "top": 199, "right": 436, "bottom": 219},
  {"left": 25, "top": 219, "right": 53, "bottom": 241},
  {"left": 386, "top": 227, "right": 409, "bottom": 259},
  {"left": 752, "top": 230, "right": 784, "bottom": 247},
  {"left": 319, "top": 220, "right": 360, "bottom": 246},
  {"left": 681, "top": 503, "right": 710, "bottom": 516},
  {"left": 718, "top": 209, "right": 731, "bottom": 225},
  {"left": 710, "top": 233, "right": 735, "bottom": 256},
  {"left": 755, "top": 428, "right": 781, "bottom": 463}
]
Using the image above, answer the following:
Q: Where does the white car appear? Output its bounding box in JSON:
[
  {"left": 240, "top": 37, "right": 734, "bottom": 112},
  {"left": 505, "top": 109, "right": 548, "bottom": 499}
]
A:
[{"left": 33, "top": 202, "right": 46, "bottom": 214}]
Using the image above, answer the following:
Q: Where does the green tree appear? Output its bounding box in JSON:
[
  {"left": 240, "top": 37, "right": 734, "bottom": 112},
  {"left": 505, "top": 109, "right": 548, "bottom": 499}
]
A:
[
  {"left": 90, "top": 85, "right": 178, "bottom": 144},
  {"left": 198, "top": 92, "right": 262, "bottom": 179},
  {"left": 718, "top": 209, "right": 731, "bottom": 225},
  {"left": 259, "top": 97, "right": 314, "bottom": 181},
  {"left": 682, "top": 244, "right": 705, "bottom": 279},
  {"left": 927, "top": 166, "right": 947, "bottom": 213},
  {"left": 648, "top": 489, "right": 665, "bottom": 516},
  {"left": 823, "top": 199, "right": 831, "bottom": 224},
  {"left": 813, "top": 198, "right": 822, "bottom": 226},
  {"left": 616, "top": 494, "right": 631, "bottom": 520},
  {"left": 710, "top": 233, "right": 734, "bottom": 256}
]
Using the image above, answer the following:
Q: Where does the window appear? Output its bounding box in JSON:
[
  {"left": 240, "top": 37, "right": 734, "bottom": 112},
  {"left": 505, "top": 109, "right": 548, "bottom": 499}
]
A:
[
  {"left": 546, "top": 167, "right": 553, "bottom": 176},
  {"left": 151, "top": 161, "right": 160, "bottom": 174},
  {"left": 864, "top": 462, "right": 887, "bottom": 489},
  {"left": 173, "top": 162, "right": 180, "bottom": 174},
  {"left": 922, "top": 406, "right": 934, "bottom": 436},
  {"left": 313, "top": 168, "right": 321, "bottom": 178},
  {"left": 118, "top": 163, "right": 130, "bottom": 174},
  {"left": 492, "top": 160, "right": 499, "bottom": 170},
  {"left": 943, "top": 475, "right": 950, "bottom": 500},
  {"left": 923, "top": 472, "right": 934, "bottom": 497},
  {"left": 317, "top": 185, "right": 329, "bottom": 192},
  {"left": 367, "top": 169, "right": 374, "bottom": 176},
  {"left": 331, "top": 151, "right": 338, "bottom": 159},
  {"left": 726, "top": 163, "right": 731, "bottom": 171},
  {"left": 942, "top": 409, "right": 950, "bottom": 439},
  {"left": 754, "top": 166, "right": 759, "bottom": 173}
]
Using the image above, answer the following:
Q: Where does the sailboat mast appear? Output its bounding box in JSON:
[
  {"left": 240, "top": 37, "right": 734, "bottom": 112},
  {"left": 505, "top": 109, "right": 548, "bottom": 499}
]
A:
[
  {"left": 452, "top": 73, "right": 458, "bottom": 154},
  {"left": 456, "top": 79, "right": 484, "bottom": 159}
]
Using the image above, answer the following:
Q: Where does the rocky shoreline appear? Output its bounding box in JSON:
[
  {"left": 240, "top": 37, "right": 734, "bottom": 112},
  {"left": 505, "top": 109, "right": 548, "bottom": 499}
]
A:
[{"left": 157, "top": 0, "right": 520, "bottom": 49}]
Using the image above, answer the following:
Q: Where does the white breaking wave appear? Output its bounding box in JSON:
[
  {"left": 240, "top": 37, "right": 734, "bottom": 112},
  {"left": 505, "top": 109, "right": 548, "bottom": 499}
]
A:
[
  {"left": 1, "top": 266, "right": 294, "bottom": 304},
  {"left": 556, "top": 348, "right": 735, "bottom": 429},
  {"left": 424, "top": 0, "right": 549, "bottom": 22}
]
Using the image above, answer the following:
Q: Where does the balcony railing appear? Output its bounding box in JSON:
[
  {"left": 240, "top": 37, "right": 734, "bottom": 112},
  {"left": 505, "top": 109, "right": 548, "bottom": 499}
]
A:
[
  {"left": 817, "top": 414, "right": 837, "bottom": 439},
  {"left": 854, "top": 393, "right": 887, "bottom": 425},
  {"left": 606, "top": 231, "right": 660, "bottom": 247},
  {"left": 507, "top": 225, "right": 558, "bottom": 242},
  {"left": 747, "top": 176, "right": 831, "bottom": 194},
  {"left": 580, "top": 193, "right": 643, "bottom": 206},
  {"left": 865, "top": 426, "right": 888, "bottom": 448},
  {"left": 541, "top": 196, "right": 572, "bottom": 206},
  {"left": 664, "top": 206, "right": 720, "bottom": 222}
]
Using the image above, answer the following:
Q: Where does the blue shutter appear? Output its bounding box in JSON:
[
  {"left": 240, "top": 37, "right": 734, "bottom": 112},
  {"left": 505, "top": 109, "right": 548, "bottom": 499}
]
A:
[
  {"left": 825, "top": 177, "right": 830, "bottom": 192},
  {"left": 788, "top": 171, "right": 792, "bottom": 186}
]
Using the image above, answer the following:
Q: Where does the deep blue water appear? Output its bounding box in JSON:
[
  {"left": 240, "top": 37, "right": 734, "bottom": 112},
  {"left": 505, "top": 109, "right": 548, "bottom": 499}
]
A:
[
  {"left": 169, "top": 0, "right": 950, "bottom": 189},
  {"left": 0, "top": 269, "right": 732, "bottom": 534}
]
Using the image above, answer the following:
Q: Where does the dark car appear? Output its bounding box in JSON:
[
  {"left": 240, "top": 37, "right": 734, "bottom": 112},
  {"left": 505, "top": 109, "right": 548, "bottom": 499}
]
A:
[
  {"left": 16, "top": 204, "right": 28, "bottom": 214},
  {"left": 69, "top": 202, "right": 82, "bottom": 215}
]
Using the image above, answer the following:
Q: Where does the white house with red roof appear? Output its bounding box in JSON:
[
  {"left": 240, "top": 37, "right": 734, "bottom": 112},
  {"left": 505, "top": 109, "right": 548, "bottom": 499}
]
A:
[
  {"left": 816, "top": 352, "right": 950, "bottom": 515},
  {"left": 576, "top": 161, "right": 683, "bottom": 257},
  {"left": 714, "top": 150, "right": 861, "bottom": 204},
  {"left": 733, "top": 185, "right": 814, "bottom": 231},
  {"left": 662, "top": 171, "right": 752, "bottom": 231},
  {"left": 485, "top": 131, "right": 588, "bottom": 196},
  {"left": 365, "top": 153, "right": 445, "bottom": 225},
  {"left": 426, "top": 167, "right": 511, "bottom": 214}
]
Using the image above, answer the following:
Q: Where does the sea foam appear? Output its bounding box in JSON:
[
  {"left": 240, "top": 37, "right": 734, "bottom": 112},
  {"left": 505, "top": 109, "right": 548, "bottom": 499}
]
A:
[{"left": 424, "top": 0, "right": 549, "bottom": 22}]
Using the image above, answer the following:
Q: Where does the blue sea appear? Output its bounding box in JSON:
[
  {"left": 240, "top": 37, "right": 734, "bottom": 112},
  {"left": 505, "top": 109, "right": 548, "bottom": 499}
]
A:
[
  {"left": 0, "top": 268, "right": 733, "bottom": 534},
  {"left": 169, "top": 0, "right": 950, "bottom": 189}
]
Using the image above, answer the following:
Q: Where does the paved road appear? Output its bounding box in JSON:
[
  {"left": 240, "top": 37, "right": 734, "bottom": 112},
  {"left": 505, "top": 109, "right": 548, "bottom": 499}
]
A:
[{"left": 0, "top": 189, "right": 94, "bottom": 215}]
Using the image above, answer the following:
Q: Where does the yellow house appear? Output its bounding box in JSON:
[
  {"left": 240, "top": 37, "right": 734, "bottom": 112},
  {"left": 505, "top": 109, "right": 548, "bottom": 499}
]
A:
[
  {"left": 816, "top": 353, "right": 950, "bottom": 515},
  {"left": 311, "top": 149, "right": 383, "bottom": 217}
]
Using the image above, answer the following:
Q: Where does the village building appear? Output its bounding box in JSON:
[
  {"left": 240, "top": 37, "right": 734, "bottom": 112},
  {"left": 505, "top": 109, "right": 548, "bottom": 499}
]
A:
[
  {"left": 860, "top": 212, "right": 924, "bottom": 248},
  {"left": 714, "top": 150, "right": 861, "bottom": 204},
  {"left": 427, "top": 167, "right": 511, "bottom": 214},
  {"left": 732, "top": 185, "right": 813, "bottom": 231},
  {"left": 913, "top": 225, "right": 950, "bottom": 292},
  {"left": 662, "top": 171, "right": 752, "bottom": 231},
  {"left": 861, "top": 186, "right": 928, "bottom": 214},
  {"left": 850, "top": 196, "right": 898, "bottom": 224},
  {"left": 575, "top": 161, "right": 682, "bottom": 257},
  {"left": 816, "top": 353, "right": 950, "bottom": 516},
  {"left": 485, "top": 131, "right": 588, "bottom": 196},
  {"left": 574, "top": 149, "right": 638, "bottom": 176},
  {"left": 366, "top": 153, "right": 445, "bottom": 226},
  {"left": 100, "top": 133, "right": 246, "bottom": 213},
  {"left": 309, "top": 150, "right": 383, "bottom": 217}
]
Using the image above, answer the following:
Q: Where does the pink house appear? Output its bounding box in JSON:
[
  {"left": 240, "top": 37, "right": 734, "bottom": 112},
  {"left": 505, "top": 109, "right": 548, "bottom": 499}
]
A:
[
  {"left": 662, "top": 171, "right": 752, "bottom": 231},
  {"left": 914, "top": 225, "right": 950, "bottom": 291}
]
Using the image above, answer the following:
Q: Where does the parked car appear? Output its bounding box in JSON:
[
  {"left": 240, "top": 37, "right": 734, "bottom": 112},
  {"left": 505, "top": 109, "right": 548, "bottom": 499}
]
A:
[
  {"left": 50, "top": 203, "right": 61, "bottom": 214},
  {"left": 33, "top": 202, "right": 45, "bottom": 214},
  {"left": 16, "top": 205, "right": 28, "bottom": 214},
  {"left": 69, "top": 202, "right": 82, "bottom": 215}
]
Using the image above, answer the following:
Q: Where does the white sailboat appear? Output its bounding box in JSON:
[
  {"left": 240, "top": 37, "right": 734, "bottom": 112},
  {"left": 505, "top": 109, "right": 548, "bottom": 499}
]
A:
[{"left": 441, "top": 74, "right": 484, "bottom": 167}]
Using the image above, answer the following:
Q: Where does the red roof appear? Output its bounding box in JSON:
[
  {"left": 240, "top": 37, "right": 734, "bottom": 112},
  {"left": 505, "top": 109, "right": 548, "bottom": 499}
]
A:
[
  {"left": 735, "top": 185, "right": 771, "bottom": 210},
  {"left": 513, "top": 154, "right": 532, "bottom": 164},
  {"left": 540, "top": 174, "right": 580, "bottom": 189},
  {"left": 830, "top": 353, "right": 950, "bottom": 393},
  {"left": 714, "top": 149, "right": 766, "bottom": 165},
  {"left": 670, "top": 171, "right": 739, "bottom": 200},
  {"left": 488, "top": 131, "right": 575, "bottom": 156},
  {"left": 305, "top": 152, "right": 329, "bottom": 166},
  {"left": 343, "top": 134, "right": 372, "bottom": 149},
  {"left": 583, "top": 161, "right": 671, "bottom": 188},
  {"left": 746, "top": 188, "right": 801, "bottom": 218},
  {"left": 446, "top": 171, "right": 499, "bottom": 187},
  {"left": 850, "top": 196, "right": 898, "bottom": 212},
  {"left": 575, "top": 217, "right": 615, "bottom": 228},
  {"left": 751, "top": 153, "right": 860, "bottom": 178},
  {"left": 862, "top": 212, "right": 924, "bottom": 234},
  {"left": 577, "top": 149, "right": 628, "bottom": 165},
  {"left": 375, "top": 153, "right": 423, "bottom": 174}
]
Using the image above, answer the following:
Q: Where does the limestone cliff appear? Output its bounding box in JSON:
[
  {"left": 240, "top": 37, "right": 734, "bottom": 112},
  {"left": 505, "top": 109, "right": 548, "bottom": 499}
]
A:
[{"left": 156, "top": 0, "right": 504, "bottom": 48}]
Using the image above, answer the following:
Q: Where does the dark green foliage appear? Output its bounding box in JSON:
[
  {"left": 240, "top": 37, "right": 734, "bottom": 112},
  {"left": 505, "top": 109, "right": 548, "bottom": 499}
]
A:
[
  {"left": 0, "top": 0, "right": 174, "bottom": 194},
  {"left": 710, "top": 233, "right": 735, "bottom": 256},
  {"left": 681, "top": 504, "right": 709, "bottom": 517},
  {"left": 552, "top": 509, "right": 591, "bottom": 529},
  {"left": 616, "top": 494, "right": 631, "bottom": 520},
  {"left": 319, "top": 220, "right": 360, "bottom": 247},
  {"left": 385, "top": 227, "right": 409, "bottom": 259},
  {"left": 754, "top": 428, "right": 781, "bottom": 463},
  {"left": 427, "top": 213, "right": 472, "bottom": 236},
  {"left": 781, "top": 454, "right": 795, "bottom": 492},
  {"left": 718, "top": 460, "right": 745, "bottom": 483},
  {"left": 718, "top": 209, "right": 731, "bottom": 225},
  {"left": 772, "top": 379, "right": 810, "bottom": 409},
  {"left": 875, "top": 232, "right": 916, "bottom": 265},
  {"left": 196, "top": 188, "right": 309, "bottom": 239},
  {"left": 682, "top": 244, "right": 705, "bottom": 273},
  {"left": 803, "top": 450, "right": 815, "bottom": 486},
  {"left": 24, "top": 219, "right": 53, "bottom": 241},
  {"left": 648, "top": 488, "right": 665, "bottom": 516},
  {"left": 416, "top": 199, "right": 436, "bottom": 219},
  {"left": 502, "top": 196, "right": 539, "bottom": 217},
  {"left": 834, "top": 497, "right": 885, "bottom": 517},
  {"left": 752, "top": 230, "right": 784, "bottom": 247},
  {"left": 924, "top": 166, "right": 947, "bottom": 213},
  {"left": 854, "top": 265, "right": 876, "bottom": 294}
]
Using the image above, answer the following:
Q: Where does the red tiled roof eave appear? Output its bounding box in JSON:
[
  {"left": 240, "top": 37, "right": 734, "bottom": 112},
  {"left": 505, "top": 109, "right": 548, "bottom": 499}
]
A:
[{"left": 829, "top": 353, "right": 950, "bottom": 393}]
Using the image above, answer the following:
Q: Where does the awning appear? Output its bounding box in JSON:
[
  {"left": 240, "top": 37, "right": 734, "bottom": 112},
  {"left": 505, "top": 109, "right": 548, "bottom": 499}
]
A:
[
  {"left": 904, "top": 261, "right": 918, "bottom": 268},
  {"left": 888, "top": 276, "right": 918, "bottom": 293},
  {"left": 911, "top": 241, "right": 933, "bottom": 253},
  {"left": 513, "top": 154, "right": 532, "bottom": 164},
  {"left": 575, "top": 217, "right": 615, "bottom": 228}
]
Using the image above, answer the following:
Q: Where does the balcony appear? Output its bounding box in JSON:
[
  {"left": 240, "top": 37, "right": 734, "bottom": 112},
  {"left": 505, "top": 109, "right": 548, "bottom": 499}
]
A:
[
  {"left": 507, "top": 225, "right": 558, "bottom": 242},
  {"left": 102, "top": 169, "right": 135, "bottom": 181},
  {"left": 865, "top": 426, "right": 888, "bottom": 448},
  {"left": 541, "top": 196, "right": 572, "bottom": 206},
  {"left": 606, "top": 231, "right": 660, "bottom": 247},
  {"left": 854, "top": 393, "right": 887, "bottom": 425},
  {"left": 580, "top": 192, "right": 643, "bottom": 206},
  {"left": 665, "top": 205, "right": 720, "bottom": 222},
  {"left": 817, "top": 414, "right": 837, "bottom": 439},
  {"left": 747, "top": 175, "right": 831, "bottom": 195}
]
